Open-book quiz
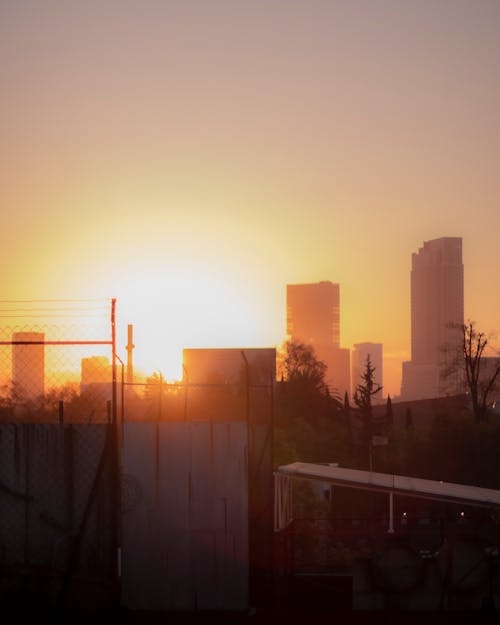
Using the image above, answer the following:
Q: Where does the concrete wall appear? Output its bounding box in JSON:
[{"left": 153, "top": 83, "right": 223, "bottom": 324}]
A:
[{"left": 121, "top": 420, "right": 250, "bottom": 611}]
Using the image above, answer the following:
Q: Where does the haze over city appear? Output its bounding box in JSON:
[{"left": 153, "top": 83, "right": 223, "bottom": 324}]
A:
[{"left": 2, "top": 1, "right": 500, "bottom": 396}]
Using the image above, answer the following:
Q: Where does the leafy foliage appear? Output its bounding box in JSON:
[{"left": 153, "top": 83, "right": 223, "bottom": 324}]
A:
[
  {"left": 274, "top": 340, "right": 348, "bottom": 468},
  {"left": 279, "top": 340, "right": 329, "bottom": 395}
]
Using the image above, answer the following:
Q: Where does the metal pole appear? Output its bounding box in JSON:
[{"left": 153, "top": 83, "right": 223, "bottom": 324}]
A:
[
  {"left": 111, "top": 298, "right": 118, "bottom": 427},
  {"left": 114, "top": 352, "right": 126, "bottom": 429},
  {"left": 121, "top": 363, "right": 124, "bottom": 425},
  {"left": 270, "top": 372, "right": 274, "bottom": 469},
  {"left": 110, "top": 298, "right": 121, "bottom": 601},
  {"left": 158, "top": 372, "right": 163, "bottom": 421},
  {"left": 65, "top": 424, "right": 74, "bottom": 534},
  {"left": 126, "top": 323, "right": 134, "bottom": 384},
  {"left": 183, "top": 365, "right": 188, "bottom": 421},
  {"left": 240, "top": 351, "right": 252, "bottom": 610},
  {"left": 155, "top": 372, "right": 162, "bottom": 507},
  {"left": 388, "top": 492, "right": 394, "bottom": 533}
]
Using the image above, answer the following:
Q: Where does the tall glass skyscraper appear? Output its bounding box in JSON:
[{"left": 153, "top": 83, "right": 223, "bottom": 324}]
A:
[{"left": 401, "top": 237, "right": 464, "bottom": 400}]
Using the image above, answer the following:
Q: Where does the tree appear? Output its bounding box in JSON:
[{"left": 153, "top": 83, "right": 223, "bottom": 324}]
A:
[
  {"left": 274, "top": 340, "right": 348, "bottom": 466},
  {"left": 353, "top": 355, "right": 382, "bottom": 470},
  {"left": 443, "top": 321, "right": 500, "bottom": 423},
  {"left": 279, "top": 340, "right": 329, "bottom": 396},
  {"left": 343, "top": 391, "right": 353, "bottom": 451},
  {"left": 462, "top": 322, "right": 500, "bottom": 423},
  {"left": 353, "top": 355, "right": 382, "bottom": 418},
  {"left": 144, "top": 371, "right": 165, "bottom": 398},
  {"left": 386, "top": 395, "right": 393, "bottom": 428}
]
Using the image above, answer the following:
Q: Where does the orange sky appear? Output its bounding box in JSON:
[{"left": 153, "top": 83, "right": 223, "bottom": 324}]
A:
[{"left": 1, "top": 1, "right": 500, "bottom": 397}]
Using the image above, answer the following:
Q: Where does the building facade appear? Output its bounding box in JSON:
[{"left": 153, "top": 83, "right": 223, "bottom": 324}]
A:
[
  {"left": 286, "top": 281, "right": 350, "bottom": 398},
  {"left": 401, "top": 237, "right": 464, "bottom": 400},
  {"left": 12, "top": 331, "right": 45, "bottom": 401},
  {"left": 286, "top": 281, "right": 340, "bottom": 347}
]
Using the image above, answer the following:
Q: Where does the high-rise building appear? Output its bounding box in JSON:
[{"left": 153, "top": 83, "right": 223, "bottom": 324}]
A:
[
  {"left": 287, "top": 281, "right": 340, "bottom": 347},
  {"left": 12, "top": 331, "right": 45, "bottom": 401},
  {"left": 286, "top": 281, "right": 350, "bottom": 398},
  {"left": 401, "top": 237, "right": 464, "bottom": 400},
  {"left": 352, "top": 342, "right": 383, "bottom": 403}
]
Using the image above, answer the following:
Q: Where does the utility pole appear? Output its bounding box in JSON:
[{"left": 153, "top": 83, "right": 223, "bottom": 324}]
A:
[{"left": 126, "top": 324, "right": 134, "bottom": 384}]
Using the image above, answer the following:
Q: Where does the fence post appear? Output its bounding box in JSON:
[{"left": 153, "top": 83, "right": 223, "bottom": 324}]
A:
[
  {"left": 183, "top": 365, "right": 188, "bottom": 422},
  {"left": 240, "top": 351, "right": 253, "bottom": 610},
  {"left": 110, "top": 298, "right": 121, "bottom": 604}
]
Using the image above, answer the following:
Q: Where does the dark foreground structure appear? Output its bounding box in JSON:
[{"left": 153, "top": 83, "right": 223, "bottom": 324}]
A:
[{"left": 275, "top": 463, "right": 500, "bottom": 613}]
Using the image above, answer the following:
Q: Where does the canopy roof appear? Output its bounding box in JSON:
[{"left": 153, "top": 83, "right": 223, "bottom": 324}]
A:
[{"left": 277, "top": 462, "right": 500, "bottom": 509}]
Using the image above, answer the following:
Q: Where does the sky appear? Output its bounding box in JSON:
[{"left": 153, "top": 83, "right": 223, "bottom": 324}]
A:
[{"left": 1, "top": 0, "right": 500, "bottom": 396}]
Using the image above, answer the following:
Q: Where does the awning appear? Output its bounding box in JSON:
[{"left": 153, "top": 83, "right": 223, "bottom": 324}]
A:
[{"left": 277, "top": 462, "right": 500, "bottom": 509}]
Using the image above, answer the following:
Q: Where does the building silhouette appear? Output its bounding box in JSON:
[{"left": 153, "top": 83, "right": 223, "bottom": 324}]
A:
[
  {"left": 286, "top": 281, "right": 350, "bottom": 398},
  {"left": 287, "top": 281, "right": 340, "bottom": 347},
  {"left": 401, "top": 237, "right": 464, "bottom": 400},
  {"left": 183, "top": 347, "right": 276, "bottom": 386},
  {"left": 80, "top": 355, "right": 112, "bottom": 403},
  {"left": 12, "top": 331, "right": 45, "bottom": 401},
  {"left": 352, "top": 342, "right": 383, "bottom": 403}
]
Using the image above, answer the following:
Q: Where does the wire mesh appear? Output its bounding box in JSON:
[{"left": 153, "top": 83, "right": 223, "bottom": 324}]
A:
[
  {"left": 0, "top": 300, "right": 113, "bottom": 423},
  {"left": 0, "top": 300, "right": 118, "bottom": 614}
]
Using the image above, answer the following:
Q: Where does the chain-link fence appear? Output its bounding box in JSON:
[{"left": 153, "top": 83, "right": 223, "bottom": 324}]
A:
[{"left": 0, "top": 300, "right": 119, "bottom": 619}]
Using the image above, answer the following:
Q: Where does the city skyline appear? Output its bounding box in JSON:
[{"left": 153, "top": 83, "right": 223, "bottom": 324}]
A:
[{"left": 2, "top": 2, "right": 500, "bottom": 397}]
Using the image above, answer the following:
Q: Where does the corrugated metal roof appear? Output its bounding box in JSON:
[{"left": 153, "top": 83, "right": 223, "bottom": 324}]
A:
[{"left": 277, "top": 462, "right": 500, "bottom": 508}]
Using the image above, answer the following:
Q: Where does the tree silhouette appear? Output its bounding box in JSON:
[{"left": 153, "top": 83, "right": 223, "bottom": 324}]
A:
[
  {"left": 280, "top": 340, "right": 329, "bottom": 396},
  {"left": 442, "top": 321, "right": 500, "bottom": 422},
  {"left": 353, "top": 355, "right": 382, "bottom": 417},
  {"left": 386, "top": 395, "right": 393, "bottom": 428},
  {"left": 274, "top": 340, "right": 348, "bottom": 467},
  {"left": 353, "top": 355, "right": 382, "bottom": 469},
  {"left": 462, "top": 322, "right": 500, "bottom": 422}
]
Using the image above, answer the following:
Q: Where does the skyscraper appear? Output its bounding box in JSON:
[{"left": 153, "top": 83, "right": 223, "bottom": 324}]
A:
[
  {"left": 12, "top": 331, "right": 45, "bottom": 401},
  {"left": 287, "top": 281, "right": 339, "bottom": 347},
  {"left": 401, "top": 237, "right": 464, "bottom": 400},
  {"left": 352, "top": 342, "right": 383, "bottom": 403},
  {"left": 286, "top": 281, "right": 350, "bottom": 398}
]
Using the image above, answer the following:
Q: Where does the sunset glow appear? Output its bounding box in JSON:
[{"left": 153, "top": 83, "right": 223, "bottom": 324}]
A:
[
  {"left": 114, "top": 266, "right": 272, "bottom": 380},
  {"left": 2, "top": 1, "right": 500, "bottom": 397}
]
